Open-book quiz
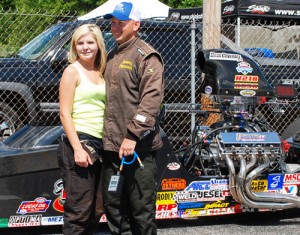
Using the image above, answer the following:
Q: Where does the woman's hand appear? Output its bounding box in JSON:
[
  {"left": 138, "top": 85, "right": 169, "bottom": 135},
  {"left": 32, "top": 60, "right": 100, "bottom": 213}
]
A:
[{"left": 74, "top": 147, "right": 93, "bottom": 167}]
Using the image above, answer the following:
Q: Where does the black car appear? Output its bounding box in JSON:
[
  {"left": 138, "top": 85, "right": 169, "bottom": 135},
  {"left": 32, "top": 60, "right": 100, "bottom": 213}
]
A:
[{"left": 0, "top": 18, "right": 201, "bottom": 141}]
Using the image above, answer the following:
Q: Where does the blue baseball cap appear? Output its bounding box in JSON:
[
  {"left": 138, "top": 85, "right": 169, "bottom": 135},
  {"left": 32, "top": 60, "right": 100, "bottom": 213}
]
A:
[{"left": 104, "top": 2, "right": 141, "bottom": 21}]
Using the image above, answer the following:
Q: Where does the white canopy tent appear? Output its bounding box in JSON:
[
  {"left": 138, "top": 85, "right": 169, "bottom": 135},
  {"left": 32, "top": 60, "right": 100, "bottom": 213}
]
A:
[{"left": 78, "top": 0, "right": 170, "bottom": 20}]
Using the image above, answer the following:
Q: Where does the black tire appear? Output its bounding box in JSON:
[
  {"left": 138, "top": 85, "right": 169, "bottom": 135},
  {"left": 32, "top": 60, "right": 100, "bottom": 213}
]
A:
[
  {"left": 0, "top": 102, "right": 22, "bottom": 141},
  {"left": 281, "top": 118, "right": 300, "bottom": 140}
]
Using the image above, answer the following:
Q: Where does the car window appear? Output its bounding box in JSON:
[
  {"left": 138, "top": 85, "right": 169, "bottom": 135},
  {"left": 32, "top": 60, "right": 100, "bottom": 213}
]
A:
[{"left": 17, "top": 24, "right": 71, "bottom": 60}]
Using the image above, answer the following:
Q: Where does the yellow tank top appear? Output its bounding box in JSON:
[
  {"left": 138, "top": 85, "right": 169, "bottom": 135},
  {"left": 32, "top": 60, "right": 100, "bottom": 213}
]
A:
[{"left": 71, "top": 64, "right": 105, "bottom": 139}]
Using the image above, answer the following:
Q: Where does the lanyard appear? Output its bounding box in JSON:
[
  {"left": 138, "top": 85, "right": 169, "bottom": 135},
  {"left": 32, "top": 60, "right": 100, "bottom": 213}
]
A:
[{"left": 119, "top": 151, "right": 144, "bottom": 172}]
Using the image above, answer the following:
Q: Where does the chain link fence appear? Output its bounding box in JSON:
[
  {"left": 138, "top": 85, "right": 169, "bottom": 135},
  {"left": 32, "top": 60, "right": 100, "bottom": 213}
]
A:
[{"left": 0, "top": 9, "right": 299, "bottom": 148}]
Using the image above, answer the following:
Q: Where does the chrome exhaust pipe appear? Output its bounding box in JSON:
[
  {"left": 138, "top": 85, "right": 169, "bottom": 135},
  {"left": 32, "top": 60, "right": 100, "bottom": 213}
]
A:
[
  {"left": 236, "top": 155, "right": 300, "bottom": 209},
  {"left": 225, "top": 155, "right": 241, "bottom": 203},
  {"left": 245, "top": 154, "right": 300, "bottom": 206}
]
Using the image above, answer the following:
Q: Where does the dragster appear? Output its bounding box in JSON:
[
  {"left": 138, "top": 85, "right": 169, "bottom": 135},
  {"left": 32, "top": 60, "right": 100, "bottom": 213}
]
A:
[{"left": 0, "top": 49, "right": 299, "bottom": 228}]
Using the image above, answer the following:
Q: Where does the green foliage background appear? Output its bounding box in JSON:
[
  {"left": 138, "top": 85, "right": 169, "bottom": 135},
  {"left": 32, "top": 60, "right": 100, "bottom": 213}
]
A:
[{"left": 0, "top": 0, "right": 203, "bottom": 14}]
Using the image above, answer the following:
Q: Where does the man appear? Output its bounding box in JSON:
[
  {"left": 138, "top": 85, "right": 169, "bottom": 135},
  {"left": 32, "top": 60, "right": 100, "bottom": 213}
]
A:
[{"left": 102, "top": 1, "right": 164, "bottom": 234}]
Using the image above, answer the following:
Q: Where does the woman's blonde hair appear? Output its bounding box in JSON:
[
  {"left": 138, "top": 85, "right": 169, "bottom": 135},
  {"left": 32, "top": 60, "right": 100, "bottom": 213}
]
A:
[{"left": 69, "top": 24, "right": 106, "bottom": 74}]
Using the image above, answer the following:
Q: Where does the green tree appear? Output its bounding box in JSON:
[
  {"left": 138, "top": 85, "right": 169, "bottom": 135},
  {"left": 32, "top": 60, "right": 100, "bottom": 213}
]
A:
[
  {"left": 0, "top": 0, "right": 107, "bottom": 15},
  {"left": 162, "top": 0, "right": 203, "bottom": 8},
  {"left": 0, "top": 0, "right": 15, "bottom": 10}
]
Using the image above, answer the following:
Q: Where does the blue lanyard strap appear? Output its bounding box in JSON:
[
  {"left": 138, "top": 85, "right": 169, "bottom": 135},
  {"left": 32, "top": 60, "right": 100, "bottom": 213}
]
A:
[{"left": 120, "top": 151, "right": 144, "bottom": 172}]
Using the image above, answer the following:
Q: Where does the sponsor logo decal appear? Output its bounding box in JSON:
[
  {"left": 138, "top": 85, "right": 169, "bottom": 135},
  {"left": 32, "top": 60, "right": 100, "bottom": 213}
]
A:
[
  {"left": 210, "top": 178, "right": 229, "bottom": 191},
  {"left": 251, "top": 179, "right": 268, "bottom": 192},
  {"left": 235, "top": 75, "right": 259, "bottom": 82},
  {"left": 240, "top": 90, "right": 256, "bottom": 97},
  {"left": 234, "top": 83, "right": 258, "bottom": 90},
  {"left": 161, "top": 178, "right": 186, "bottom": 190},
  {"left": 42, "top": 216, "right": 63, "bottom": 226},
  {"left": 53, "top": 179, "right": 66, "bottom": 213},
  {"left": 204, "top": 201, "right": 230, "bottom": 209},
  {"left": 236, "top": 133, "right": 266, "bottom": 142},
  {"left": 234, "top": 75, "right": 259, "bottom": 90},
  {"left": 155, "top": 211, "right": 179, "bottom": 219},
  {"left": 223, "top": 5, "right": 235, "bottom": 15},
  {"left": 173, "top": 190, "right": 225, "bottom": 203},
  {"left": 268, "top": 174, "right": 283, "bottom": 190},
  {"left": 156, "top": 191, "right": 176, "bottom": 205},
  {"left": 284, "top": 173, "right": 300, "bottom": 185},
  {"left": 8, "top": 215, "right": 42, "bottom": 227},
  {"left": 156, "top": 204, "right": 177, "bottom": 212},
  {"left": 167, "top": 162, "right": 181, "bottom": 170},
  {"left": 185, "top": 181, "right": 210, "bottom": 191},
  {"left": 17, "top": 197, "right": 51, "bottom": 214},
  {"left": 209, "top": 52, "right": 243, "bottom": 62},
  {"left": 181, "top": 208, "right": 206, "bottom": 217},
  {"left": 282, "top": 185, "right": 298, "bottom": 195},
  {"left": 177, "top": 202, "right": 204, "bottom": 210},
  {"left": 247, "top": 5, "right": 270, "bottom": 14},
  {"left": 236, "top": 62, "right": 253, "bottom": 75},
  {"left": 204, "top": 86, "right": 212, "bottom": 94},
  {"left": 207, "top": 207, "right": 235, "bottom": 215}
]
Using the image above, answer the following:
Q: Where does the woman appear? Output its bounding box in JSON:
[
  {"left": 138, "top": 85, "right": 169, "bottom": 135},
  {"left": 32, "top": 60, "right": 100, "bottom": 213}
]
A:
[{"left": 57, "top": 24, "right": 106, "bottom": 235}]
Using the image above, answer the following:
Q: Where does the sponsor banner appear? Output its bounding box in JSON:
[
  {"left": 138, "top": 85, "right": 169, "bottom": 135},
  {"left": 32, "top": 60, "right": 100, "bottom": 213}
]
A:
[
  {"left": 161, "top": 178, "right": 186, "bottom": 190},
  {"left": 156, "top": 191, "right": 176, "bottom": 205},
  {"left": 8, "top": 214, "right": 42, "bottom": 227},
  {"left": 168, "top": 7, "right": 203, "bottom": 21},
  {"left": 42, "top": 216, "right": 63, "bottom": 226},
  {"left": 240, "top": 1, "right": 300, "bottom": 20},
  {"left": 221, "top": 0, "right": 300, "bottom": 21}
]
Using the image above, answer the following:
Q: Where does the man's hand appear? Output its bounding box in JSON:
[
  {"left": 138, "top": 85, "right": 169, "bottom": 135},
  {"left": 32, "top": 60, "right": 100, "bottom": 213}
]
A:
[{"left": 119, "top": 138, "right": 137, "bottom": 159}]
